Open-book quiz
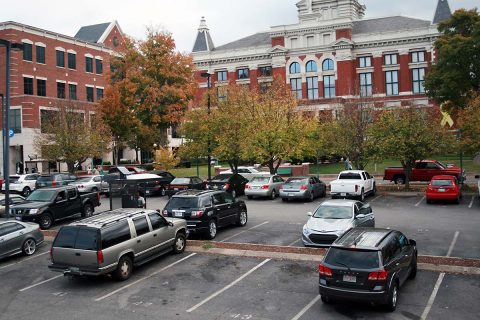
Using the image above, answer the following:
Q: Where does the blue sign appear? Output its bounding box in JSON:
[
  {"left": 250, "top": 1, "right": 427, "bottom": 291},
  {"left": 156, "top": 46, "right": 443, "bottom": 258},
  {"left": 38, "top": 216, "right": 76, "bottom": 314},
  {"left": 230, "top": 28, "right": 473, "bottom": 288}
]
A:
[{"left": 8, "top": 129, "right": 14, "bottom": 138}]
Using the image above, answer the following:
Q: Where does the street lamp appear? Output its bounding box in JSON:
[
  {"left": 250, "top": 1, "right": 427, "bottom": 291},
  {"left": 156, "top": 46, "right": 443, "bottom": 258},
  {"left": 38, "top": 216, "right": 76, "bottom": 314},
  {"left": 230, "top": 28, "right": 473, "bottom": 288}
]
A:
[
  {"left": 0, "top": 39, "right": 23, "bottom": 220},
  {"left": 200, "top": 72, "right": 212, "bottom": 181}
]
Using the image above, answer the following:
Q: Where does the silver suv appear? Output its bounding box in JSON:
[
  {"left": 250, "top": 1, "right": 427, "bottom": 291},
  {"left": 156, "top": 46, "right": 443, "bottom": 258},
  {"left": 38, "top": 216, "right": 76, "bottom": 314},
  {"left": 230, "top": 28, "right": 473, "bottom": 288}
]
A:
[{"left": 49, "top": 208, "right": 187, "bottom": 281}]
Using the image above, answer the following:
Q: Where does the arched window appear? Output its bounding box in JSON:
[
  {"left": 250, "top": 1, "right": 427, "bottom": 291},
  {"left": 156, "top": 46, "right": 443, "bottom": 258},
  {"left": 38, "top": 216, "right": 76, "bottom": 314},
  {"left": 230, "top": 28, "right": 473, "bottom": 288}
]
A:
[
  {"left": 306, "top": 60, "right": 317, "bottom": 72},
  {"left": 322, "top": 59, "right": 334, "bottom": 71},
  {"left": 289, "top": 62, "right": 301, "bottom": 74}
]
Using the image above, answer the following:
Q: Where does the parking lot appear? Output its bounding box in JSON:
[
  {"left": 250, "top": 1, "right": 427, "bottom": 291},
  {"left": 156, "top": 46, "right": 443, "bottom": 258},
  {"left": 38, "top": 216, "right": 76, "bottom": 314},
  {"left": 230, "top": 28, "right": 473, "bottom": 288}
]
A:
[{"left": 0, "top": 193, "right": 479, "bottom": 319}]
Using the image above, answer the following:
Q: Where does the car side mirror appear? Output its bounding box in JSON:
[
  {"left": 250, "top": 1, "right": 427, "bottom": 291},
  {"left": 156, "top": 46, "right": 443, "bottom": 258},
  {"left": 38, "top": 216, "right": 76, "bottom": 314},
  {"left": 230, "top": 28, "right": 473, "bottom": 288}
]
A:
[
  {"left": 307, "top": 212, "right": 313, "bottom": 217},
  {"left": 168, "top": 221, "right": 174, "bottom": 227},
  {"left": 356, "top": 214, "right": 366, "bottom": 219},
  {"left": 409, "top": 239, "right": 416, "bottom": 246},
  {"left": 56, "top": 196, "right": 63, "bottom": 202}
]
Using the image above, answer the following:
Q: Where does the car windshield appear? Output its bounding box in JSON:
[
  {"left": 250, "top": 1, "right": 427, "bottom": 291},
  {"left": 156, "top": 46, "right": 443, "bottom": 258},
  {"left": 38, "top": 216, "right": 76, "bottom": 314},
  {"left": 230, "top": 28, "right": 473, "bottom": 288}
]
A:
[
  {"left": 37, "top": 176, "right": 53, "bottom": 182},
  {"left": 285, "top": 178, "right": 307, "bottom": 184},
  {"left": 76, "top": 177, "right": 93, "bottom": 183},
  {"left": 9, "top": 176, "right": 20, "bottom": 183},
  {"left": 339, "top": 173, "right": 361, "bottom": 180},
  {"left": 432, "top": 179, "right": 453, "bottom": 186},
  {"left": 436, "top": 161, "right": 447, "bottom": 169},
  {"left": 27, "top": 190, "right": 56, "bottom": 202},
  {"left": 166, "top": 197, "right": 199, "bottom": 209},
  {"left": 325, "top": 248, "right": 380, "bottom": 269},
  {"left": 250, "top": 177, "right": 270, "bottom": 183},
  {"left": 171, "top": 178, "right": 191, "bottom": 184},
  {"left": 313, "top": 206, "right": 352, "bottom": 219},
  {"left": 212, "top": 174, "right": 231, "bottom": 181}
]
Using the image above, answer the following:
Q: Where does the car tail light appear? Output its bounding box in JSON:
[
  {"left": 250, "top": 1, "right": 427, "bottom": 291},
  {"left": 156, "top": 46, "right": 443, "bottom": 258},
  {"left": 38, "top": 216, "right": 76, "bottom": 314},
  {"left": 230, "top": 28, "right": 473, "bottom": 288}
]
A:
[
  {"left": 300, "top": 185, "right": 308, "bottom": 190},
  {"left": 355, "top": 185, "right": 359, "bottom": 192},
  {"left": 97, "top": 250, "right": 104, "bottom": 264},
  {"left": 245, "top": 184, "right": 250, "bottom": 189},
  {"left": 162, "top": 209, "right": 168, "bottom": 216},
  {"left": 261, "top": 185, "right": 269, "bottom": 189},
  {"left": 52, "top": 181, "right": 57, "bottom": 187},
  {"left": 368, "top": 270, "right": 388, "bottom": 281},
  {"left": 318, "top": 264, "right": 333, "bottom": 277},
  {"left": 191, "top": 210, "right": 204, "bottom": 218},
  {"left": 206, "top": 184, "right": 211, "bottom": 189},
  {"left": 224, "top": 183, "right": 230, "bottom": 190},
  {"left": 155, "top": 181, "right": 160, "bottom": 185}
]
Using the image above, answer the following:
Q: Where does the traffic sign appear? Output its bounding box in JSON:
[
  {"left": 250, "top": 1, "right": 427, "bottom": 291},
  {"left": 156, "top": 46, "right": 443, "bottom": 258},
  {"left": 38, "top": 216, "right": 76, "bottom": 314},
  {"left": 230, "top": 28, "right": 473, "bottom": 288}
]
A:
[{"left": 8, "top": 129, "right": 14, "bottom": 138}]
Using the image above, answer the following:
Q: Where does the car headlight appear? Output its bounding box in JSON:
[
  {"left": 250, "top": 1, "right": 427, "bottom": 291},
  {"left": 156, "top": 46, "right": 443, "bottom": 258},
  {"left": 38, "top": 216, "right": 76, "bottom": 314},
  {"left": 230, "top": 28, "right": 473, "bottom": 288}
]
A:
[
  {"left": 29, "top": 209, "right": 39, "bottom": 215},
  {"left": 303, "top": 224, "right": 312, "bottom": 235}
]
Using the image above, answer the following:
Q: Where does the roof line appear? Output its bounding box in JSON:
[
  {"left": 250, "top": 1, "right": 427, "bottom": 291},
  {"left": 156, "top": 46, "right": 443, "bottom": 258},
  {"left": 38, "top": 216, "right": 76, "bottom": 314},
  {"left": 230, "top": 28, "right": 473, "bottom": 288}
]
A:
[{"left": 98, "top": 20, "right": 123, "bottom": 44}]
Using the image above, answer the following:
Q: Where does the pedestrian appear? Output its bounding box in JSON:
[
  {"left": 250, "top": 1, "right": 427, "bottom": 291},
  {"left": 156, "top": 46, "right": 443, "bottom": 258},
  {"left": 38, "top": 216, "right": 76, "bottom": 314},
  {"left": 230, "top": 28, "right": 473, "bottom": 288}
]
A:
[
  {"left": 344, "top": 157, "right": 353, "bottom": 170},
  {"left": 136, "top": 191, "right": 146, "bottom": 209}
]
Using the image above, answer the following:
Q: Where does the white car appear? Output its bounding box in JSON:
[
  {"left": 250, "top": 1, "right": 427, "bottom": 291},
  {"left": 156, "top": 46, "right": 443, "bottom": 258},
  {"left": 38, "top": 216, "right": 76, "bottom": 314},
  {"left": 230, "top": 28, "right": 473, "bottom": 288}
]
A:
[
  {"left": 329, "top": 170, "right": 376, "bottom": 201},
  {"left": 220, "top": 166, "right": 270, "bottom": 181},
  {"left": 475, "top": 174, "right": 480, "bottom": 199},
  {"left": 1, "top": 174, "right": 40, "bottom": 197},
  {"left": 69, "top": 175, "right": 103, "bottom": 193}
]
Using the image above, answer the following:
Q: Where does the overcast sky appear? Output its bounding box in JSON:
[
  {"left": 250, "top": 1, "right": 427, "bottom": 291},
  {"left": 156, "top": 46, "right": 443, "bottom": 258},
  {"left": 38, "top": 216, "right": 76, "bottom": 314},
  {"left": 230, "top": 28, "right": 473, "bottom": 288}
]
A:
[{"left": 1, "top": 0, "right": 478, "bottom": 52}]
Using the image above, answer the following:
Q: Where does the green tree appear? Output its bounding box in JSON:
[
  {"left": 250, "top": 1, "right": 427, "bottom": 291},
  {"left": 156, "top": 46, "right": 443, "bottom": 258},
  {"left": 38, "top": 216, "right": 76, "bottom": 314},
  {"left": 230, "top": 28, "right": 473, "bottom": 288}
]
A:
[
  {"left": 458, "top": 93, "right": 480, "bottom": 155},
  {"left": 425, "top": 8, "right": 480, "bottom": 111}
]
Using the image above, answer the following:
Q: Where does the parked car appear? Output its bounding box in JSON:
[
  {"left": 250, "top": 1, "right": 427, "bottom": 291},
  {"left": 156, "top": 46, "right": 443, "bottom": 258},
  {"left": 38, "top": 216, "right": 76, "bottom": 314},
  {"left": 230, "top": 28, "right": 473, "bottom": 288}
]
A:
[
  {"left": 1, "top": 174, "right": 40, "bottom": 196},
  {"left": 49, "top": 208, "right": 187, "bottom": 281},
  {"left": 108, "top": 166, "right": 146, "bottom": 174},
  {"left": 206, "top": 173, "right": 248, "bottom": 198},
  {"left": 475, "top": 175, "right": 480, "bottom": 200},
  {"left": 0, "top": 220, "right": 44, "bottom": 260},
  {"left": 166, "top": 176, "right": 205, "bottom": 198},
  {"left": 330, "top": 170, "right": 376, "bottom": 201},
  {"left": 302, "top": 200, "right": 375, "bottom": 247},
  {"left": 0, "top": 195, "right": 26, "bottom": 217},
  {"left": 35, "top": 173, "right": 77, "bottom": 189},
  {"left": 426, "top": 175, "right": 462, "bottom": 204},
  {"left": 384, "top": 160, "right": 466, "bottom": 184},
  {"left": 69, "top": 175, "right": 103, "bottom": 193},
  {"left": 162, "top": 190, "right": 248, "bottom": 239},
  {"left": 220, "top": 166, "right": 270, "bottom": 181},
  {"left": 10, "top": 186, "right": 101, "bottom": 229},
  {"left": 102, "top": 170, "right": 175, "bottom": 197},
  {"left": 280, "top": 176, "right": 326, "bottom": 202},
  {"left": 245, "top": 175, "right": 285, "bottom": 200},
  {"left": 318, "top": 227, "right": 417, "bottom": 311}
]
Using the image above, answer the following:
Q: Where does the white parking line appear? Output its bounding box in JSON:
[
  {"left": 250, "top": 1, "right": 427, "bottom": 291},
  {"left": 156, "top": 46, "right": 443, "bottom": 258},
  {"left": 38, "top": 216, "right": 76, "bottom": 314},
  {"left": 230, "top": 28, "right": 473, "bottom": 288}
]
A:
[
  {"left": 446, "top": 231, "right": 459, "bottom": 257},
  {"left": 0, "top": 251, "right": 49, "bottom": 271},
  {"left": 186, "top": 258, "right": 271, "bottom": 313},
  {"left": 468, "top": 196, "right": 475, "bottom": 209},
  {"left": 220, "top": 221, "right": 269, "bottom": 242},
  {"left": 415, "top": 196, "right": 425, "bottom": 207},
  {"left": 19, "top": 275, "right": 63, "bottom": 292},
  {"left": 291, "top": 295, "right": 320, "bottom": 320},
  {"left": 287, "top": 238, "right": 302, "bottom": 247},
  {"left": 369, "top": 195, "right": 383, "bottom": 203},
  {"left": 94, "top": 253, "right": 196, "bottom": 302}
]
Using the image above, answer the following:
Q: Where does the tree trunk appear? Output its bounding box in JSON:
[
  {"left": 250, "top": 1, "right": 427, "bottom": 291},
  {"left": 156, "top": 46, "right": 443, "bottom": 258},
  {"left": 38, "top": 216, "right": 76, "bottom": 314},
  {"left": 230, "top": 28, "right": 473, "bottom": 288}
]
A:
[
  {"left": 268, "top": 159, "right": 275, "bottom": 174},
  {"left": 67, "top": 161, "right": 76, "bottom": 174},
  {"left": 404, "top": 165, "right": 412, "bottom": 190},
  {"left": 274, "top": 159, "right": 282, "bottom": 174}
]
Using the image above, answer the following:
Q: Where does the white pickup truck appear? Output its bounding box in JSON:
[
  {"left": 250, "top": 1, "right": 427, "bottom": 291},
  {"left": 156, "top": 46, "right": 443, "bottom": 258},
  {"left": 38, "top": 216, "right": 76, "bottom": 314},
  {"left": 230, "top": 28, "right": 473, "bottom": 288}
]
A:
[{"left": 330, "top": 170, "right": 376, "bottom": 201}]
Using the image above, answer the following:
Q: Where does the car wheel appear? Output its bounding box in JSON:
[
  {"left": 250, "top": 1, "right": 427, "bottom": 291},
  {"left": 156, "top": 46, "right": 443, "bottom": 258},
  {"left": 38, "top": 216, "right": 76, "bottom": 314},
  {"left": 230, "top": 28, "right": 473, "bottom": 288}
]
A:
[
  {"left": 394, "top": 176, "right": 405, "bottom": 185},
  {"left": 270, "top": 190, "right": 276, "bottom": 200},
  {"left": 320, "top": 295, "right": 331, "bottom": 304},
  {"left": 409, "top": 256, "right": 417, "bottom": 280},
  {"left": 22, "top": 187, "right": 31, "bottom": 197},
  {"left": 455, "top": 196, "right": 460, "bottom": 204},
  {"left": 172, "top": 233, "right": 186, "bottom": 254},
  {"left": 91, "top": 187, "right": 99, "bottom": 193},
  {"left": 386, "top": 282, "right": 398, "bottom": 312},
  {"left": 426, "top": 198, "right": 432, "bottom": 204},
  {"left": 22, "top": 238, "right": 37, "bottom": 256},
  {"left": 82, "top": 204, "right": 94, "bottom": 218},
  {"left": 371, "top": 183, "right": 376, "bottom": 196},
  {"left": 160, "top": 187, "right": 166, "bottom": 197},
  {"left": 237, "top": 210, "right": 248, "bottom": 227},
  {"left": 206, "top": 219, "right": 217, "bottom": 240},
  {"left": 360, "top": 189, "right": 365, "bottom": 202},
  {"left": 281, "top": 198, "right": 288, "bottom": 202},
  {"left": 322, "top": 188, "right": 327, "bottom": 198},
  {"left": 114, "top": 255, "right": 133, "bottom": 281},
  {"left": 247, "top": 195, "right": 253, "bottom": 200},
  {"left": 231, "top": 190, "right": 236, "bottom": 198},
  {"left": 39, "top": 213, "right": 53, "bottom": 230}
]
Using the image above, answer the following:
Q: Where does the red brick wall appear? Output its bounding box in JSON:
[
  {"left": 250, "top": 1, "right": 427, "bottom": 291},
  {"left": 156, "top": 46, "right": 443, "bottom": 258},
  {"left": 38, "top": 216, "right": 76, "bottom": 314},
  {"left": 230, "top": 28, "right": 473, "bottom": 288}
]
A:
[
  {"left": 336, "top": 60, "right": 355, "bottom": 96},
  {"left": 372, "top": 56, "right": 385, "bottom": 94},
  {"left": 101, "top": 25, "right": 126, "bottom": 51},
  {"left": 399, "top": 53, "right": 411, "bottom": 93},
  {"left": 271, "top": 37, "right": 285, "bottom": 47},
  {"left": 335, "top": 28, "right": 352, "bottom": 40}
]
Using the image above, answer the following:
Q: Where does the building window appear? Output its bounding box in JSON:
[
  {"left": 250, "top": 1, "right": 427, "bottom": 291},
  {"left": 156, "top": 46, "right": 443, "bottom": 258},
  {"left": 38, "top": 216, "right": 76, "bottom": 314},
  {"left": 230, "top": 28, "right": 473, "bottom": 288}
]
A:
[
  {"left": 237, "top": 68, "right": 249, "bottom": 80},
  {"left": 69, "top": 84, "right": 77, "bottom": 100},
  {"left": 359, "top": 73, "right": 373, "bottom": 97},
  {"left": 259, "top": 82, "right": 272, "bottom": 93},
  {"left": 411, "top": 51, "right": 426, "bottom": 63},
  {"left": 306, "top": 36, "right": 315, "bottom": 47},
  {"left": 259, "top": 66, "right": 272, "bottom": 77},
  {"left": 41, "top": 109, "right": 58, "bottom": 133},
  {"left": 85, "top": 57, "right": 93, "bottom": 73},
  {"left": 23, "top": 77, "right": 33, "bottom": 95},
  {"left": 290, "top": 78, "right": 302, "bottom": 99},
  {"left": 290, "top": 38, "right": 298, "bottom": 48},
  {"left": 37, "top": 79, "right": 46, "bottom": 97},
  {"left": 306, "top": 61, "right": 317, "bottom": 72},
  {"left": 23, "top": 43, "right": 32, "bottom": 61},
  {"left": 56, "top": 50, "right": 65, "bottom": 67},
  {"left": 86, "top": 86, "right": 94, "bottom": 102},
  {"left": 68, "top": 52, "right": 76, "bottom": 69},
  {"left": 323, "top": 34, "right": 331, "bottom": 44},
  {"left": 96, "top": 58, "right": 103, "bottom": 74},
  {"left": 358, "top": 56, "right": 372, "bottom": 68},
  {"left": 385, "top": 70, "right": 399, "bottom": 96},
  {"left": 384, "top": 53, "right": 398, "bottom": 65},
  {"left": 289, "top": 62, "right": 301, "bottom": 74},
  {"left": 96, "top": 88, "right": 104, "bottom": 100},
  {"left": 306, "top": 76, "right": 319, "bottom": 100},
  {"left": 57, "top": 82, "right": 66, "bottom": 99},
  {"left": 9, "top": 109, "right": 21, "bottom": 133},
  {"left": 216, "top": 70, "right": 228, "bottom": 81},
  {"left": 36, "top": 46, "right": 45, "bottom": 64},
  {"left": 323, "top": 75, "right": 336, "bottom": 98},
  {"left": 412, "top": 68, "right": 426, "bottom": 93},
  {"left": 322, "top": 59, "right": 334, "bottom": 71},
  {"left": 216, "top": 86, "right": 227, "bottom": 101}
]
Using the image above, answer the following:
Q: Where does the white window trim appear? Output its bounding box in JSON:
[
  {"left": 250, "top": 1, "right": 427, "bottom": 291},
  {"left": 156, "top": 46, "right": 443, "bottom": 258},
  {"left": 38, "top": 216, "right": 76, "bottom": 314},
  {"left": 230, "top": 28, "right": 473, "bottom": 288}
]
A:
[
  {"left": 95, "top": 56, "right": 103, "bottom": 60},
  {"left": 22, "top": 39, "right": 33, "bottom": 44},
  {"left": 85, "top": 84, "right": 94, "bottom": 88},
  {"left": 95, "top": 86, "right": 104, "bottom": 89},
  {"left": 35, "top": 42, "right": 46, "bottom": 47},
  {"left": 55, "top": 47, "right": 65, "bottom": 52},
  {"left": 67, "top": 81, "right": 78, "bottom": 85},
  {"left": 67, "top": 49, "right": 77, "bottom": 54},
  {"left": 85, "top": 53, "right": 94, "bottom": 58},
  {"left": 56, "top": 80, "right": 66, "bottom": 83},
  {"left": 36, "top": 76, "right": 47, "bottom": 81},
  {"left": 22, "top": 74, "right": 34, "bottom": 78}
]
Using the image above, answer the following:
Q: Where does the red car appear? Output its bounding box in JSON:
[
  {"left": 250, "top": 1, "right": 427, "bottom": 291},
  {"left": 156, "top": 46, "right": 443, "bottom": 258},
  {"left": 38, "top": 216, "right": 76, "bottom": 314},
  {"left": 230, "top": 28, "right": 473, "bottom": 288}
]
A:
[{"left": 426, "top": 175, "right": 462, "bottom": 204}]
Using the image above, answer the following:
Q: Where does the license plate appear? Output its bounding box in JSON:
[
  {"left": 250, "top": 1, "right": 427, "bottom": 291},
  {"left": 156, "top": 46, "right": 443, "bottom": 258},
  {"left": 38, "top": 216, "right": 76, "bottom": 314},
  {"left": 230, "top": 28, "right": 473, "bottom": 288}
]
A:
[
  {"left": 15, "top": 216, "right": 22, "bottom": 221},
  {"left": 438, "top": 188, "right": 445, "bottom": 192},
  {"left": 288, "top": 193, "right": 294, "bottom": 197},
  {"left": 343, "top": 275, "right": 356, "bottom": 283},
  {"left": 213, "top": 185, "right": 218, "bottom": 190},
  {"left": 174, "top": 188, "right": 179, "bottom": 191},
  {"left": 146, "top": 190, "right": 151, "bottom": 194},
  {"left": 341, "top": 193, "right": 346, "bottom": 197},
  {"left": 173, "top": 210, "right": 184, "bottom": 217},
  {"left": 70, "top": 267, "right": 80, "bottom": 273}
]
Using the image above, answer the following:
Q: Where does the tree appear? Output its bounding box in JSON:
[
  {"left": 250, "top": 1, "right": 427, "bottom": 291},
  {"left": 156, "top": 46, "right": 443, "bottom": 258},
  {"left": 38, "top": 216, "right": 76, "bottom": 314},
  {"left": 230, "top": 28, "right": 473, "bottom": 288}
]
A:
[
  {"left": 370, "top": 105, "right": 455, "bottom": 189},
  {"left": 458, "top": 93, "right": 480, "bottom": 155},
  {"left": 34, "top": 102, "right": 111, "bottom": 173},
  {"left": 425, "top": 9, "right": 480, "bottom": 111},
  {"left": 154, "top": 147, "right": 179, "bottom": 170}
]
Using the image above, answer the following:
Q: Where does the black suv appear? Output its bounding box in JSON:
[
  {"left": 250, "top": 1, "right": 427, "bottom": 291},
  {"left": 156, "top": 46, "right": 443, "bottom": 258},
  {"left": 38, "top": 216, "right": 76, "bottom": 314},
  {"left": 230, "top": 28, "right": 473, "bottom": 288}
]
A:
[
  {"left": 318, "top": 227, "right": 417, "bottom": 311},
  {"left": 206, "top": 173, "right": 248, "bottom": 198},
  {"left": 162, "top": 190, "right": 247, "bottom": 239},
  {"left": 35, "top": 173, "right": 77, "bottom": 189}
]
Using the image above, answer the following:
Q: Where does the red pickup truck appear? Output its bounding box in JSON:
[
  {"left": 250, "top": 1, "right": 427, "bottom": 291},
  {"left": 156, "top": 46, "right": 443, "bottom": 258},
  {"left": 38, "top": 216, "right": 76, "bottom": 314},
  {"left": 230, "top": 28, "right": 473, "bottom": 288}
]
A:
[{"left": 384, "top": 160, "right": 466, "bottom": 184}]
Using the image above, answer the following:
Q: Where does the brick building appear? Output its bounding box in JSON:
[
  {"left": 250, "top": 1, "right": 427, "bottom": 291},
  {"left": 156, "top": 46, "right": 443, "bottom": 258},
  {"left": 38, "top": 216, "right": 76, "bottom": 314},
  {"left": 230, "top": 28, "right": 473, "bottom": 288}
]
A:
[
  {"left": 191, "top": 0, "right": 452, "bottom": 116},
  {"left": 0, "top": 21, "right": 127, "bottom": 174}
]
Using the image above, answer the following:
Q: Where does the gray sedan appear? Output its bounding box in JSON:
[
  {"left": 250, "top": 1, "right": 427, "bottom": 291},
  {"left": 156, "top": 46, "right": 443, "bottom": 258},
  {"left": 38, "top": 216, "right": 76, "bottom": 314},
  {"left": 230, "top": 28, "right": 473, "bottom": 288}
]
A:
[
  {"left": 69, "top": 175, "right": 103, "bottom": 193},
  {"left": 280, "top": 176, "right": 326, "bottom": 202},
  {"left": 302, "top": 199, "right": 375, "bottom": 247},
  {"left": 245, "top": 175, "right": 285, "bottom": 200},
  {"left": 0, "top": 220, "right": 44, "bottom": 259}
]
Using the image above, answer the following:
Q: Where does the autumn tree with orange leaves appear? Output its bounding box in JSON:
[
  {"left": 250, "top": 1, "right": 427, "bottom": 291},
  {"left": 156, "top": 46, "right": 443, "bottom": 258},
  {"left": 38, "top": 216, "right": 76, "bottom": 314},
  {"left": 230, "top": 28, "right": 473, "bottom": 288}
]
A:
[{"left": 100, "top": 28, "right": 196, "bottom": 164}]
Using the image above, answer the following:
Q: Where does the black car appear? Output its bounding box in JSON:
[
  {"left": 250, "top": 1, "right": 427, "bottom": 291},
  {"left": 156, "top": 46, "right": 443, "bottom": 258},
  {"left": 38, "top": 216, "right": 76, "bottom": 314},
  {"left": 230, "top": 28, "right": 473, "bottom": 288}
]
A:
[
  {"left": 166, "top": 176, "right": 205, "bottom": 198},
  {"left": 206, "top": 173, "right": 248, "bottom": 198},
  {"left": 35, "top": 173, "right": 77, "bottom": 189},
  {"left": 318, "top": 227, "right": 417, "bottom": 311},
  {"left": 162, "top": 190, "right": 247, "bottom": 239}
]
